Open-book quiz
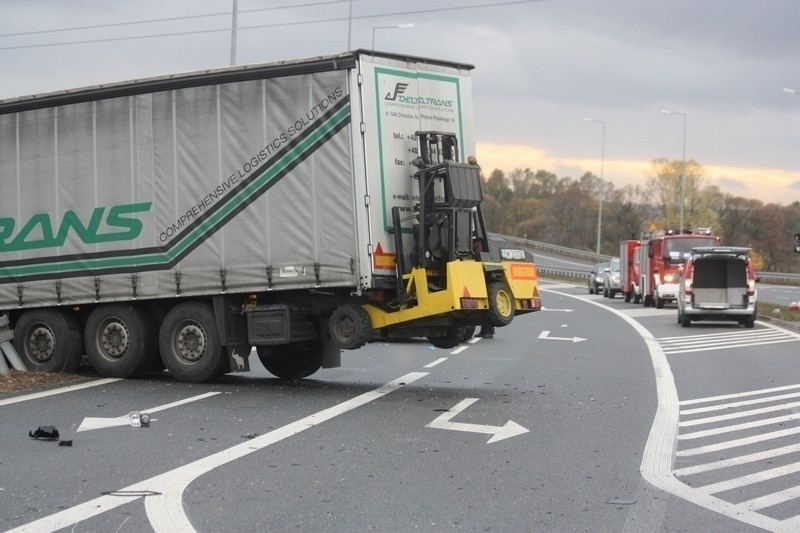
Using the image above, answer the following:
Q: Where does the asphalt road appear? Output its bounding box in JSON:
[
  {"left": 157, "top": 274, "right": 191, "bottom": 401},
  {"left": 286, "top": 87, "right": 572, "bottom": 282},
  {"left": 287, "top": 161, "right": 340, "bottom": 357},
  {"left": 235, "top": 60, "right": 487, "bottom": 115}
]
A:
[{"left": 2, "top": 280, "right": 800, "bottom": 532}]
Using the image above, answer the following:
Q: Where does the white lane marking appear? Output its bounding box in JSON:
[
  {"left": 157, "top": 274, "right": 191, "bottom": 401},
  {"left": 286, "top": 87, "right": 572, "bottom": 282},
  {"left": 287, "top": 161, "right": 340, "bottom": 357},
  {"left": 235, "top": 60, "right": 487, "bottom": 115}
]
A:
[
  {"left": 7, "top": 372, "right": 428, "bottom": 533},
  {"left": 677, "top": 426, "right": 800, "bottom": 457},
  {"left": 450, "top": 346, "right": 469, "bottom": 355},
  {"left": 681, "top": 391, "right": 800, "bottom": 415},
  {"left": 679, "top": 412, "right": 800, "bottom": 440},
  {"left": 739, "top": 483, "right": 800, "bottom": 511},
  {"left": 467, "top": 337, "right": 481, "bottom": 344},
  {"left": 0, "top": 378, "right": 122, "bottom": 407},
  {"left": 693, "top": 461, "right": 800, "bottom": 496},
  {"left": 659, "top": 329, "right": 793, "bottom": 342},
  {"left": 543, "top": 288, "right": 790, "bottom": 532},
  {"left": 77, "top": 392, "right": 222, "bottom": 431},
  {"left": 425, "top": 397, "right": 529, "bottom": 444},
  {"left": 424, "top": 358, "right": 448, "bottom": 368},
  {"left": 680, "top": 400, "right": 800, "bottom": 427},
  {"left": 674, "top": 443, "right": 800, "bottom": 477},
  {"left": 663, "top": 337, "right": 798, "bottom": 355},
  {"left": 680, "top": 383, "right": 800, "bottom": 406}
]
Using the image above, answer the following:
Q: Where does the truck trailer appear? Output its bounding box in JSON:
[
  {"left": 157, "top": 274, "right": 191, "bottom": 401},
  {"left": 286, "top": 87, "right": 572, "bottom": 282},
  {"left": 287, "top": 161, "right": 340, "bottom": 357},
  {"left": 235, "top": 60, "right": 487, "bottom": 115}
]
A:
[{"left": 0, "top": 51, "right": 541, "bottom": 382}]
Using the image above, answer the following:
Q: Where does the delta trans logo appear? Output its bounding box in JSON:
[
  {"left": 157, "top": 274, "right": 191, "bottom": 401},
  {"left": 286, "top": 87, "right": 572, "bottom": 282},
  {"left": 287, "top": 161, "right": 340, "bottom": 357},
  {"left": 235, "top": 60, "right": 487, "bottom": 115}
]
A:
[{"left": 384, "top": 82, "right": 452, "bottom": 107}]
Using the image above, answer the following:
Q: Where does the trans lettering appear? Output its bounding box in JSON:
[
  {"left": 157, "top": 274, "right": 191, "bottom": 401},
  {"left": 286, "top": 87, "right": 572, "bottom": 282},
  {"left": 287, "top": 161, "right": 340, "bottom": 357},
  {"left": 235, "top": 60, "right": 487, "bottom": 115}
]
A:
[{"left": 0, "top": 202, "right": 151, "bottom": 252}]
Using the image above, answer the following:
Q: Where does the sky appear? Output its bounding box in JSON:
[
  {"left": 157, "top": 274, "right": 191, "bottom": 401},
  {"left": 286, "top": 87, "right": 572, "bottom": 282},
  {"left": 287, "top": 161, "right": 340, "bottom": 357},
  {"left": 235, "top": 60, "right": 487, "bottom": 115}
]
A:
[{"left": 2, "top": 0, "right": 799, "bottom": 205}]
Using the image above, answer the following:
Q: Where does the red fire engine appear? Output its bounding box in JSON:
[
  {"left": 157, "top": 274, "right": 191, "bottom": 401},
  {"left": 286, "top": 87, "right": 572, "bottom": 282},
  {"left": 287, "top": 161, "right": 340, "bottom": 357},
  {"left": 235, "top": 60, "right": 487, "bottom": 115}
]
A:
[
  {"left": 619, "top": 239, "right": 641, "bottom": 303},
  {"left": 635, "top": 228, "right": 719, "bottom": 308}
]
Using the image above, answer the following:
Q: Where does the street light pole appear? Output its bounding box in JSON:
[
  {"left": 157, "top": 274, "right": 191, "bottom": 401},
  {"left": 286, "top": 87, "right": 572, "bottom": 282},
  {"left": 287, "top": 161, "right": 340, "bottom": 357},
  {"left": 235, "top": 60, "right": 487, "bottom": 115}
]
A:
[
  {"left": 372, "top": 23, "right": 414, "bottom": 50},
  {"left": 584, "top": 118, "right": 605, "bottom": 254},
  {"left": 230, "top": 0, "right": 238, "bottom": 66},
  {"left": 661, "top": 110, "right": 687, "bottom": 230}
]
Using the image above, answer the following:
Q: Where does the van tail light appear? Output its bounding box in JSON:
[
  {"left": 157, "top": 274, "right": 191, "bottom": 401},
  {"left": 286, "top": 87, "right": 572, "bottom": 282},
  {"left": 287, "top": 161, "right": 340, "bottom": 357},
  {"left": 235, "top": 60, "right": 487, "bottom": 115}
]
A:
[
  {"left": 747, "top": 279, "right": 755, "bottom": 297},
  {"left": 683, "top": 278, "right": 693, "bottom": 296}
]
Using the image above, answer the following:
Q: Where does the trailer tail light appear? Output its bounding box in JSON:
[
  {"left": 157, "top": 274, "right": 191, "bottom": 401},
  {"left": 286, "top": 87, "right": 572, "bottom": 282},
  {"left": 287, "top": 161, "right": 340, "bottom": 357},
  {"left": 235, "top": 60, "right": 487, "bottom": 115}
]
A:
[
  {"left": 371, "top": 290, "right": 386, "bottom": 302},
  {"left": 460, "top": 298, "right": 479, "bottom": 309}
]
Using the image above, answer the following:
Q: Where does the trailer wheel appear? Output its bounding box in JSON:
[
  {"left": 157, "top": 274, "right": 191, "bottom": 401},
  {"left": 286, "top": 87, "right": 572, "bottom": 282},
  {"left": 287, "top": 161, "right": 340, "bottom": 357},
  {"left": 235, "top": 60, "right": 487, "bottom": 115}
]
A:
[
  {"left": 681, "top": 315, "right": 691, "bottom": 328},
  {"left": 85, "top": 304, "right": 156, "bottom": 378},
  {"left": 13, "top": 309, "right": 83, "bottom": 373},
  {"left": 159, "top": 302, "right": 226, "bottom": 383},
  {"left": 257, "top": 340, "right": 322, "bottom": 380},
  {"left": 329, "top": 305, "right": 371, "bottom": 350},
  {"left": 488, "top": 281, "right": 514, "bottom": 327}
]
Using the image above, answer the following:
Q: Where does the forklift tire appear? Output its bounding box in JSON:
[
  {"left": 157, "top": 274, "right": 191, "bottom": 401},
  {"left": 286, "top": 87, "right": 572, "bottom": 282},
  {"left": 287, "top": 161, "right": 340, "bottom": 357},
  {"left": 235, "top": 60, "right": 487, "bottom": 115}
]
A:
[
  {"left": 456, "top": 325, "right": 476, "bottom": 343},
  {"left": 428, "top": 328, "right": 463, "bottom": 349},
  {"left": 488, "top": 281, "right": 515, "bottom": 327},
  {"left": 329, "top": 304, "right": 371, "bottom": 350}
]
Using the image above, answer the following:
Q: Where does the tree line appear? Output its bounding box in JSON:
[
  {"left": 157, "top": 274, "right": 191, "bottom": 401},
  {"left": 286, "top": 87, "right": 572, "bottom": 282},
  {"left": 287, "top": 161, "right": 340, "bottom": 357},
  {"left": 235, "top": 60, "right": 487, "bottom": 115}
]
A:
[{"left": 480, "top": 159, "right": 800, "bottom": 272}]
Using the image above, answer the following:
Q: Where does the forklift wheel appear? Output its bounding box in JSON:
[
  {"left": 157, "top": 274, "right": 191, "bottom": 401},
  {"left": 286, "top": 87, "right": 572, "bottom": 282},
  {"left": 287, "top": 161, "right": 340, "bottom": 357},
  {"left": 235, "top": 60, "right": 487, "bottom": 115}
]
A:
[
  {"left": 329, "top": 304, "right": 371, "bottom": 350},
  {"left": 488, "top": 281, "right": 515, "bottom": 327}
]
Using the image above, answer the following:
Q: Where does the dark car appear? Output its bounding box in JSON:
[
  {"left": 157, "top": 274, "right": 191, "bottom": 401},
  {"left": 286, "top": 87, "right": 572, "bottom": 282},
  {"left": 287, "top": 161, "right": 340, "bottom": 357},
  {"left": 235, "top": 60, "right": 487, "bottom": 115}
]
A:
[{"left": 588, "top": 262, "right": 607, "bottom": 294}]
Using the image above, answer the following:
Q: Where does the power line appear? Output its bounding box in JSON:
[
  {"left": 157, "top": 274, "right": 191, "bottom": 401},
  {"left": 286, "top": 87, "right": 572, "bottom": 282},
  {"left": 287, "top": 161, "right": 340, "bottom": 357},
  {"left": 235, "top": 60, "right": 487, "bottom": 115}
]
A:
[
  {"left": 0, "top": 0, "right": 547, "bottom": 51},
  {"left": 0, "top": 0, "right": 349, "bottom": 38}
]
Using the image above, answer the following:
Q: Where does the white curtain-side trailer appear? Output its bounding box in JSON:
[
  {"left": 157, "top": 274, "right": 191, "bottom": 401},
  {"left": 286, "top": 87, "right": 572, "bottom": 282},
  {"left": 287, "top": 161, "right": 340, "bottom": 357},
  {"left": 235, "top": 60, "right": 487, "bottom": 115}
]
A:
[{"left": 0, "top": 51, "right": 541, "bottom": 382}]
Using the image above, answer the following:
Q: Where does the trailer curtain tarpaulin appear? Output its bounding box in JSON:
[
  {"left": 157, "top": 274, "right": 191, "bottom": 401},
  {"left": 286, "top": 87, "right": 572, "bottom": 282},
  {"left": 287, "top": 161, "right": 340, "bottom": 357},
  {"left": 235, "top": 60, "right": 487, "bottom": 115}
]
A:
[{"left": 0, "top": 70, "right": 358, "bottom": 308}]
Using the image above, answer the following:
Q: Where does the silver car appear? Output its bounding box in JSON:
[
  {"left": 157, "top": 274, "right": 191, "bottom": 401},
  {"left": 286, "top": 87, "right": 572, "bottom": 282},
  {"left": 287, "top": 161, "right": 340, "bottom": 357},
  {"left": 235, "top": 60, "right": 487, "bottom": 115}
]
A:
[
  {"left": 602, "top": 257, "right": 621, "bottom": 298},
  {"left": 677, "top": 247, "right": 758, "bottom": 327}
]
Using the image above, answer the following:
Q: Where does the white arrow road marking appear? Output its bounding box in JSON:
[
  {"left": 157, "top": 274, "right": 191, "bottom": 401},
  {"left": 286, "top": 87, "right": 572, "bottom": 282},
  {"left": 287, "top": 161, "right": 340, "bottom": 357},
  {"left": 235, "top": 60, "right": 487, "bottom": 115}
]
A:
[
  {"left": 537, "top": 330, "right": 586, "bottom": 343},
  {"left": 77, "top": 392, "right": 222, "bottom": 432},
  {"left": 8, "top": 372, "right": 428, "bottom": 533},
  {"left": 426, "top": 397, "right": 529, "bottom": 444}
]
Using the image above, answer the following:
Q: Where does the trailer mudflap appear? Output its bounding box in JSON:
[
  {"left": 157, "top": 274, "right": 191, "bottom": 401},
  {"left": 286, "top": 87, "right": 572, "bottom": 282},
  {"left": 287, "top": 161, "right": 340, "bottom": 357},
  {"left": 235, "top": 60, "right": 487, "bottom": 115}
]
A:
[{"left": 247, "top": 304, "right": 318, "bottom": 345}]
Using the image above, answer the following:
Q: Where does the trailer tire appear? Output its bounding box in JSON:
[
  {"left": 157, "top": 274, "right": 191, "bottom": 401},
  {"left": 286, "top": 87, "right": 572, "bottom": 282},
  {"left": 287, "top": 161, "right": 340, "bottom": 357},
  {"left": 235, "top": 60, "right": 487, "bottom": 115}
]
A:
[
  {"left": 329, "top": 305, "right": 371, "bottom": 350},
  {"left": 488, "top": 281, "right": 514, "bottom": 327},
  {"left": 85, "top": 304, "right": 157, "bottom": 378},
  {"left": 13, "top": 309, "right": 83, "bottom": 373},
  {"left": 159, "top": 302, "right": 226, "bottom": 383},
  {"left": 257, "top": 340, "right": 322, "bottom": 380},
  {"left": 681, "top": 315, "right": 692, "bottom": 327}
]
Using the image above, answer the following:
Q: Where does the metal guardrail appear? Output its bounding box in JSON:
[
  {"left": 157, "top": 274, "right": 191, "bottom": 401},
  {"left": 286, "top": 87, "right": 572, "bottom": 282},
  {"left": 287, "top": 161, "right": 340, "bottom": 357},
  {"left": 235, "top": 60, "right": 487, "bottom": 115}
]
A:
[{"left": 489, "top": 233, "right": 613, "bottom": 264}]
